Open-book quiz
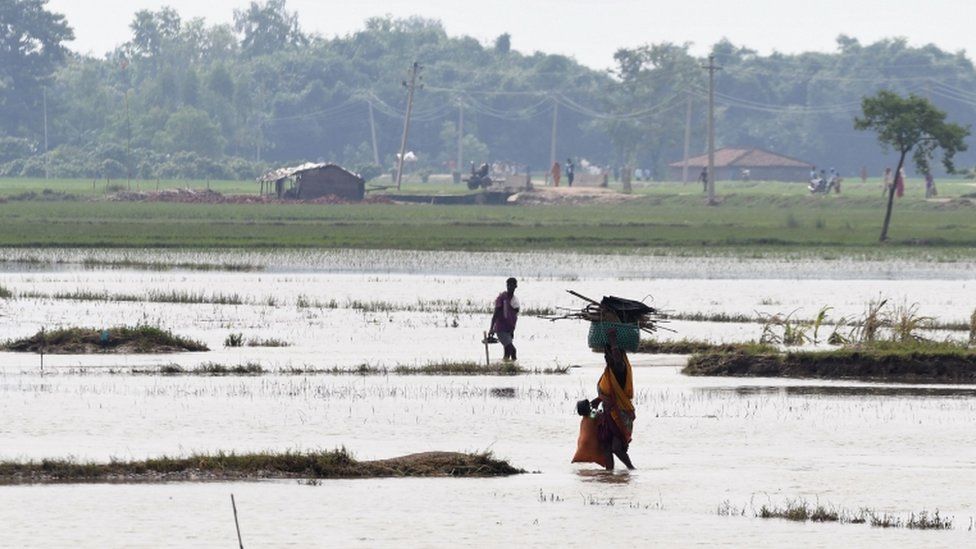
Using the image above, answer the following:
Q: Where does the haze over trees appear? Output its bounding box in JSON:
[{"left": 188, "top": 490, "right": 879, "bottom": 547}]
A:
[{"left": 2, "top": 0, "right": 976, "bottom": 180}]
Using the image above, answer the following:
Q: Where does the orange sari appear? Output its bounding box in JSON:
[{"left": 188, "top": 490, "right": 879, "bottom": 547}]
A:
[
  {"left": 597, "top": 352, "right": 635, "bottom": 442},
  {"left": 572, "top": 353, "right": 635, "bottom": 466}
]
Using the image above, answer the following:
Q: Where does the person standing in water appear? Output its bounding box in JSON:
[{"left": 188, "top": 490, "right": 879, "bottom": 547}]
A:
[
  {"left": 573, "top": 328, "right": 636, "bottom": 470},
  {"left": 488, "top": 277, "right": 520, "bottom": 361}
]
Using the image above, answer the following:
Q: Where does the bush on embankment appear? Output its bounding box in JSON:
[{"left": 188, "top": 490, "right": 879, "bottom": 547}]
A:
[{"left": 684, "top": 341, "right": 976, "bottom": 383}]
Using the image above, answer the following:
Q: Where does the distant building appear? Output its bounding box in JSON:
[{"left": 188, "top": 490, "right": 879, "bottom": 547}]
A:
[
  {"left": 259, "top": 163, "right": 365, "bottom": 201},
  {"left": 669, "top": 148, "right": 814, "bottom": 182}
]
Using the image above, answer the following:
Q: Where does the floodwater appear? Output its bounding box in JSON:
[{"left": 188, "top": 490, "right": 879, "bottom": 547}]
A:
[{"left": 1, "top": 249, "right": 975, "bottom": 547}]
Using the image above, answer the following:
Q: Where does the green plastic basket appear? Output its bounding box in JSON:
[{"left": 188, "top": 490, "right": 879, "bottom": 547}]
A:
[{"left": 587, "top": 321, "right": 639, "bottom": 352}]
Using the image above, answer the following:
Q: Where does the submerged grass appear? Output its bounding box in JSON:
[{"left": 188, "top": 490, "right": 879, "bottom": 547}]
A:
[
  {"left": 153, "top": 362, "right": 264, "bottom": 376},
  {"left": 720, "top": 498, "right": 953, "bottom": 530},
  {"left": 135, "top": 361, "right": 568, "bottom": 376},
  {"left": 2, "top": 325, "right": 208, "bottom": 354},
  {"left": 0, "top": 449, "right": 524, "bottom": 484}
]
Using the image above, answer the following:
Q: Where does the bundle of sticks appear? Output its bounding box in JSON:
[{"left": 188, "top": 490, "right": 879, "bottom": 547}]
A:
[{"left": 542, "top": 290, "right": 669, "bottom": 334}]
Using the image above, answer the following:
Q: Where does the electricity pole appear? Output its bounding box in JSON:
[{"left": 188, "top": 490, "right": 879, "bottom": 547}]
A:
[
  {"left": 681, "top": 95, "right": 692, "bottom": 184},
  {"left": 456, "top": 96, "right": 464, "bottom": 177},
  {"left": 367, "top": 99, "right": 380, "bottom": 166},
  {"left": 395, "top": 61, "right": 421, "bottom": 191},
  {"left": 548, "top": 97, "right": 558, "bottom": 185},
  {"left": 125, "top": 90, "right": 132, "bottom": 188},
  {"left": 43, "top": 88, "right": 49, "bottom": 180},
  {"left": 702, "top": 55, "right": 722, "bottom": 204}
]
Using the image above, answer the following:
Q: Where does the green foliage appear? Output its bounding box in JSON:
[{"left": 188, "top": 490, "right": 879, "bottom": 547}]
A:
[
  {"left": 855, "top": 91, "right": 970, "bottom": 240},
  {"left": 854, "top": 91, "right": 969, "bottom": 174},
  {"left": 0, "top": 0, "right": 74, "bottom": 135},
  {"left": 155, "top": 107, "right": 226, "bottom": 156}
]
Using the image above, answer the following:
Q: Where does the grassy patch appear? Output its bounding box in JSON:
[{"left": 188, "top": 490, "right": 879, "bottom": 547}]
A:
[
  {"left": 685, "top": 340, "right": 976, "bottom": 383},
  {"left": 2, "top": 325, "right": 208, "bottom": 354},
  {"left": 1, "top": 181, "right": 975, "bottom": 251},
  {"left": 0, "top": 449, "right": 523, "bottom": 484}
]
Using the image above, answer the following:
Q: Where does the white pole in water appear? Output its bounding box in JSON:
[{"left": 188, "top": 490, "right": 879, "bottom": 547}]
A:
[{"left": 231, "top": 494, "right": 244, "bottom": 549}]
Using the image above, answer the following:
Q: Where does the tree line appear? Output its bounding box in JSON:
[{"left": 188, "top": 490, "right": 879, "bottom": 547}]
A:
[{"left": 1, "top": 0, "right": 975, "bottom": 181}]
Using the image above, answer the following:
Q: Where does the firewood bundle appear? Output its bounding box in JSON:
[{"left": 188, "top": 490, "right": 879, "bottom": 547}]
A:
[{"left": 542, "top": 290, "right": 666, "bottom": 335}]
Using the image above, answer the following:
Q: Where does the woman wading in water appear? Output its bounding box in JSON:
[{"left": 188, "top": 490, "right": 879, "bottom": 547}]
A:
[{"left": 573, "top": 328, "right": 636, "bottom": 470}]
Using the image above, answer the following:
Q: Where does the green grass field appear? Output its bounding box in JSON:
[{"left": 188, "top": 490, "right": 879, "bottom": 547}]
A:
[{"left": 0, "top": 176, "right": 974, "bottom": 253}]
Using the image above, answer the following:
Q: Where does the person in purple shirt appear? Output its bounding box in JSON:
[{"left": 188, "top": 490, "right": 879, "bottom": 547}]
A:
[{"left": 489, "top": 277, "right": 520, "bottom": 361}]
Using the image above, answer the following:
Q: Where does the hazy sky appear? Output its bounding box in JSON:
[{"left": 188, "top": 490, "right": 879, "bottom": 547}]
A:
[{"left": 48, "top": 0, "right": 975, "bottom": 69}]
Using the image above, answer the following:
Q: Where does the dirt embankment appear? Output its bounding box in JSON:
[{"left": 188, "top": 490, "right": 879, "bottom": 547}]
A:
[
  {"left": 684, "top": 348, "right": 976, "bottom": 383},
  {"left": 2, "top": 326, "right": 208, "bottom": 354},
  {"left": 507, "top": 186, "right": 641, "bottom": 205},
  {"left": 0, "top": 450, "right": 524, "bottom": 484},
  {"left": 106, "top": 188, "right": 393, "bottom": 205}
]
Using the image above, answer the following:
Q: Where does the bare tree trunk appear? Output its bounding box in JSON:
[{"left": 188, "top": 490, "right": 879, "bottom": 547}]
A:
[{"left": 879, "top": 151, "right": 907, "bottom": 242}]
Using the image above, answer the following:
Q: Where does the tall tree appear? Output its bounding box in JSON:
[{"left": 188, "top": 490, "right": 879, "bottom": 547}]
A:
[
  {"left": 0, "top": 0, "right": 73, "bottom": 135},
  {"left": 233, "top": 0, "right": 306, "bottom": 58},
  {"left": 854, "top": 91, "right": 969, "bottom": 241}
]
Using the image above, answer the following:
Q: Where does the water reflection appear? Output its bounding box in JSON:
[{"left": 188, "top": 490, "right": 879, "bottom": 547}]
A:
[
  {"left": 696, "top": 385, "right": 976, "bottom": 397},
  {"left": 575, "top": 468, "right": 633, "bottom": 484}
]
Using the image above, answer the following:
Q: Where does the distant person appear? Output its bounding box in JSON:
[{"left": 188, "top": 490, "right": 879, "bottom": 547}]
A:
[
  {"left": 699, "top": 167, "right": 708, "bottom": 192},
  {"left": 860, "top": 166, "right": 868, "bottom": 183},
  {"left": 551, "top": 161, "right": 561, "bottom": 187},
  {"left": 809, "top": 166, "right": 818, "bottom": 181},
  {"left": 895, "top": 168, "right": 905, "bottom": 198},
  {"left": 882, "top": 167, "right": 892, "bottom": 197},
  {"left": 925, "top": 172, "right": 937, "bottom": 198},
  {"left": 566, "top": 158, "right": 575, "bottom": 187},
  {"left": 488, "top": 277, "right": 520, "bottom": 361}
]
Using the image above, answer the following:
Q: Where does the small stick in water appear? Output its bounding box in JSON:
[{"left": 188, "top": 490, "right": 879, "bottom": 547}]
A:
[
  {"left": 483, "top": 331, "right": 490, "bottom": 366},
  {"left": 231, "top": 493, "right": 244, "bottom": 549}
]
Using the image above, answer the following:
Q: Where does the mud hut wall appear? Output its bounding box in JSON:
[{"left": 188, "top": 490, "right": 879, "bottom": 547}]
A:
[{"left": 297, "top": 169, "right": 365, "bottom": 200}]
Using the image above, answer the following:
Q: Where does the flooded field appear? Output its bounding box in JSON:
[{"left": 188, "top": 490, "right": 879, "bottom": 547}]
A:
[{"left": 2, "top": 249, "right": 975, "bottom": 546}]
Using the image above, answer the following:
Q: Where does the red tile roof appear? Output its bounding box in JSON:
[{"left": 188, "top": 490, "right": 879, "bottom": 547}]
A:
[{"left": 670, "top": 148, "right": 813, "bottom": 168}]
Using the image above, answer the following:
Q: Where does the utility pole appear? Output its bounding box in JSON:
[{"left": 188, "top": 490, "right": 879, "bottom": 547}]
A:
[
  {"left": 43, "top": 88, "right": 49, "bottom": 180},
  {"left": 395, "top": 61, "right": 421, "bottom": 191},
  {"left": 367, "top": 99, "right": 380, "bottom": 166},
  {"left": 681, "top": 95, "right": 692, "bottom": 184},
  {"left": 548, "top": 97, "right": 558, "bottom": 185},
  {"left": 125, "top": 90, "right": 132, "bottom": 188},
  {"left": 456, "top": 96, "right": 464, "bottom": 177},
  {"left": 702, "top": 55, "right": 722, "bottom": 204}
]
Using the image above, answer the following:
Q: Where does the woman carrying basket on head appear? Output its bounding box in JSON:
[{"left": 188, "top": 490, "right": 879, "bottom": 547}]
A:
[{"left": 573, "top": 327, "right": 636, "bottom": 470}]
